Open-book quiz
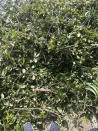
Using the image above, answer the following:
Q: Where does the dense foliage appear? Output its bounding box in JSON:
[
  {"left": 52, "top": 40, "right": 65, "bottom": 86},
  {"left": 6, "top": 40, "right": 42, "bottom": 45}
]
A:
[{"left": 0, "top": 0, "right": 98, "bottom": 130}]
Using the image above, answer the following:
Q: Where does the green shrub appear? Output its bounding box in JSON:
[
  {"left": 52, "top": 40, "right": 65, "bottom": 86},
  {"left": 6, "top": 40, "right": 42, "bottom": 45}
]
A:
[{"left": 0, "top": 0, "right": 98, "bottom": 130}]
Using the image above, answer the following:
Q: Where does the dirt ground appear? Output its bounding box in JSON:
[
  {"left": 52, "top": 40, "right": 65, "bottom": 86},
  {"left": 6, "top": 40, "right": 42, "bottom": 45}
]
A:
[{"left": 45, "top": 115, "right": 98, "bottom": 131}]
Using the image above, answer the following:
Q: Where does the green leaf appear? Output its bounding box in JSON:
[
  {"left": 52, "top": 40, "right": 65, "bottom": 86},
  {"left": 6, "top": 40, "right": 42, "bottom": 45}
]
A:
[
  {"left": 19, "top": 85, "right": 26, "bottom": 89},
  {"left": 86, "top": 87, "right": 96, "bottom": 96},
  {"left": 1, "top": 93, "right": 4, "bottom": 99},
  {"left": 86, "top": 79, "right": 98, "bottom": 97}
]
